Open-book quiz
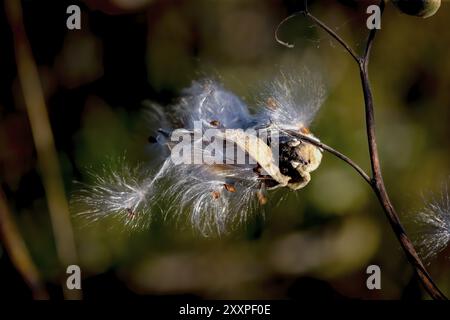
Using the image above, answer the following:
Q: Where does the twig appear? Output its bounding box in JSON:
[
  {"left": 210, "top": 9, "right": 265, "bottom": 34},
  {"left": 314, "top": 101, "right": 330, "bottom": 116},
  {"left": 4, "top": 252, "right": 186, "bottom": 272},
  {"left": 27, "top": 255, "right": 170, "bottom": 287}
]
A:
[
  {"left": 5, "top": 0, "right": 81, "bottom": 299},
  {"left": 287, "top": 131, "right": 371, "bottom": 185},
  {"left": 275, "top": 13, "right": 300, "bottom": 49},
  {"left": 357, "top": 1, "right": 446, "bottom": 300},
  {"left": 275, "top": 4, "right": 359, "bottom": 63},
  {"left": 304, "top": 11, "right": 360, "bottom": 63},
  {"left": 291, "top": 125, "right": 447, "bottom": 299},
  {"left": 282, "top": 0, "right": 447, "bottom": 299},
  {"left": 0, "top": 188, "right": 49, "bottom": 299}
]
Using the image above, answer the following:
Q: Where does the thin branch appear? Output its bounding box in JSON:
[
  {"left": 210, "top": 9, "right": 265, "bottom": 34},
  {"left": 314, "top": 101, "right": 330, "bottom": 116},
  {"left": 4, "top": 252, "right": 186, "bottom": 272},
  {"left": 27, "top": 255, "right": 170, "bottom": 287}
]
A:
[
  {"left": 275, "top": 13, "right": 299, "bottom": 49},
  {"left": 292, "top": 129, "right": 446, "bottom": 300},
  {"left": 0, "top": 188, "right": 49, "bottom": 299},
  {"left": 5, "top": 0, "right": 81, "bottom": 299},
  {"left": 275, "top": 6, "right": 359, "bottom": 63},
  {"left": 362, "top": 1, "right": 383, "bottom": 64},
  {"left": 304, "top": 11, "right": 360, "bottom": 63},
  {"left": 357, "top": 0, "right": 446, "bottom": 300},
  {"left": 287, "top": 131, "right": 371, "bottom": 185},
  {"left": 283, "top": 0, "right": 447, "bottom": 299}
]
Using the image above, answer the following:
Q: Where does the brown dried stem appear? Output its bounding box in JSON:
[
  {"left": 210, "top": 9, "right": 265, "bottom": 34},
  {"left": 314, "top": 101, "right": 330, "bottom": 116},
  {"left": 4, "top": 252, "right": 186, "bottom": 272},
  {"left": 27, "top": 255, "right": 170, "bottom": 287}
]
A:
[{"left": 279, "top": 0, "right": 447, "bottom": 299}]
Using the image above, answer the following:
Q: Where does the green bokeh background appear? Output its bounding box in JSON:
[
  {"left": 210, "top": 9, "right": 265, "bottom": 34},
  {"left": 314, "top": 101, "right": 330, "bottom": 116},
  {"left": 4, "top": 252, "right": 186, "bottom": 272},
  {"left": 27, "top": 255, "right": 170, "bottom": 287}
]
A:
[{"left": 1, "top": 0, "right": 450, "bottom": 299}]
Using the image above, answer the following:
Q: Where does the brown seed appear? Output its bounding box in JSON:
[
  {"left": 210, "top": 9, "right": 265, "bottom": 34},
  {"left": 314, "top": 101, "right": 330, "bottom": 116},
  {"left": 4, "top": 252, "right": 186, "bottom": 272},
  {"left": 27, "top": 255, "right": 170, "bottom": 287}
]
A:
[
  {"left": 211, "top": 191, "right": 221, "bottom": 199},
  {"left": 210, "top": 120, "right": 220, "bottom": 127},
  {"left": 257, "top": 191, "right": 267, "bottom": 205},
  {"left": 267, "top": 97, "right": 278, "bottom": 110},
  {"left": 300, "top": 127, "right": 310, "bottom": 135},
  {"left": 223, "top": 184, "right": 236, "bottom": 192},
  {"left": 126, "top": 208, "right": 135, "bottom": 219}
]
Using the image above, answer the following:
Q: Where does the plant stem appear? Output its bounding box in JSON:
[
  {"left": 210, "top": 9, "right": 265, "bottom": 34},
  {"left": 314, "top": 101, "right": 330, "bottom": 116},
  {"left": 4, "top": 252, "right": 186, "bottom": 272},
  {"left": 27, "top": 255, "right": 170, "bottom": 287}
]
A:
[
  {"left": 281, "top": 0, "right": 447, "bottom": 299},
  {"left": 358, "top": 3, "right": 446, "bottom": 298},
  {"left": 287, "top": 131, "right": 371, "bottom": 185}
]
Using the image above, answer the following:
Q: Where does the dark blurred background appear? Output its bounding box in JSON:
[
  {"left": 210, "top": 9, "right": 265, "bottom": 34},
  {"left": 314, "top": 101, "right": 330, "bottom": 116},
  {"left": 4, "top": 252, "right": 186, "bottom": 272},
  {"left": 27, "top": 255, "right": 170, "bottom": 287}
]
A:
[{"left": 0, "top": 0, "right": 449, "bottom": 299}]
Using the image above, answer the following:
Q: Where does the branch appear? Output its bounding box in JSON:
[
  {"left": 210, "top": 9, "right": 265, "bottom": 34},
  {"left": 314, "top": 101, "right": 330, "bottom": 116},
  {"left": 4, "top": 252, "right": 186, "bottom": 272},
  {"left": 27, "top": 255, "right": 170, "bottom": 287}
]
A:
[
  {"left": 358, "top": 1, "right": 446, "bottom": 300},
  {"left": 275, "top": 13, "right": 300, "bottom": 49},
  {"left": 304, "top": 11, "right": 360, "bottom": 63},
  {"left": 282, "top": 0, "right": 447, "bottom": 299},
  {"left": 286, "top": 131, "right": 371, "bottom": 185},
  {"left": 275, "top": 4, "right": 359, "bottom": 63},
  {"left": 294, "top": 122, "right": 446, "bottom": 299}
]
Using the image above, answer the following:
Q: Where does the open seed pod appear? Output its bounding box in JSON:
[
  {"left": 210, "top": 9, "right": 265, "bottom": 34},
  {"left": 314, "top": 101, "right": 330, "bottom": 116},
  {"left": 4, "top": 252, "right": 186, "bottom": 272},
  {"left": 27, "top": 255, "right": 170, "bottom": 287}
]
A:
[{"left": 218, "top": 129, "right": 322, "bottom": 190}]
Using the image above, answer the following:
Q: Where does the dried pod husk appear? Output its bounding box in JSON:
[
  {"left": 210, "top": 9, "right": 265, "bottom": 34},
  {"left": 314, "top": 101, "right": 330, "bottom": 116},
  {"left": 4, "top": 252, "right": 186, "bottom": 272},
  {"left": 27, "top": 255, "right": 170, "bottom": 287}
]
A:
[
  {"left": 217, "top": 130, "right": 291, "bottom": 187},
  {"left": 392, "top": 0, "right": 441, "bottom": 18}
]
